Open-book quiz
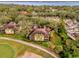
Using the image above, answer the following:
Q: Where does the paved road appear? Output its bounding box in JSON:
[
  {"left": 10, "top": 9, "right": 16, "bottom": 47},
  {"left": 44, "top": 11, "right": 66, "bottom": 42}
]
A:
[{"left": 0, "top": 37, "right": 60, "bottom": 58}]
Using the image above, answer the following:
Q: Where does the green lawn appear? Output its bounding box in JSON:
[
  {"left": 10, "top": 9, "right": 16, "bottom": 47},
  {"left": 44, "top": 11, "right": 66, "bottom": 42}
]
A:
[
  {"left": 0, "top": 39, "right": 54, "bottom": 58},
  {"left": 0, "top": 39, "right": 26, "bottom": 58},
  {"left": 0, "top": 34, "right": 26, "bottom": 40},
  {"left": 0, "top": 44, "right": 15, "bottom": 58},
  {"left": 0, "top": 34, "right": 50, "bottom": 48}
]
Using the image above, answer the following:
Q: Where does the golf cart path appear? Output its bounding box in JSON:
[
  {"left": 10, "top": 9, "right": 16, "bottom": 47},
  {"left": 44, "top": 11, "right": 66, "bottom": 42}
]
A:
[{"left": 0, "top": 37, "right": 60, "bottom": 58}]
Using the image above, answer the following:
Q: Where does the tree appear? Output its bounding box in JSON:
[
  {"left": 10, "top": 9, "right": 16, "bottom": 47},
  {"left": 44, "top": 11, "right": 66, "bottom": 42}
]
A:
[
  {"left": 15, "top": 15, "right": 27, "bottom": 22},
  {"left": 0, "top": 16, "right": 12, "bottom": 24}
]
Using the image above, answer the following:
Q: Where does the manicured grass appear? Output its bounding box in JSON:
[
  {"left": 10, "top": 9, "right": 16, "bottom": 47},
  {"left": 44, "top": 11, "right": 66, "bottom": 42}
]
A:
[
  {"left": 0, "top": 34, "right": 50, "bottom": 48},
  {"left": 34, "top": 41, "right": 50, "bottom": 48},
  {"left": 0, "top": 34, "right": 26, "bottom": 41},
  {"left": 0, "top": 39, "right": 54, "bottom": 58},
  {"left": 0, "top": 44, "right": 15, "bottom": 58},
  {"left": 0, "top": 39, "right": 26, "bottom": 57}
]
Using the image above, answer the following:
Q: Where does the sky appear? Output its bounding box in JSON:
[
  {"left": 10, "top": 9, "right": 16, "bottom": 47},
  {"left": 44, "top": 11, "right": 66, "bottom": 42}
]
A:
[{"left": 0, "top": 1, "right": 79, "bottom": 6}]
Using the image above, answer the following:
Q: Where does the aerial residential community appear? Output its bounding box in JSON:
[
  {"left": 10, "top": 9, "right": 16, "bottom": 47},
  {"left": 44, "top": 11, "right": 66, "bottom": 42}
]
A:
[{"left": 0, "top": 1, "right": 79, "bottom": 58}]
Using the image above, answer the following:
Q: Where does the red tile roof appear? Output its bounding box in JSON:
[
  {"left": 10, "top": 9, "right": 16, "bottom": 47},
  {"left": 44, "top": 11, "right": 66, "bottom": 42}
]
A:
[{"left": 4, "top": 22, "right": 17, "bottom": 29}]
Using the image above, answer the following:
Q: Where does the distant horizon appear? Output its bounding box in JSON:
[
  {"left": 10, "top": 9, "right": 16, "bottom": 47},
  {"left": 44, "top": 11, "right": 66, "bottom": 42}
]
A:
[{"left": 0, "top": 1, "right": 79, "bottom": 6}]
